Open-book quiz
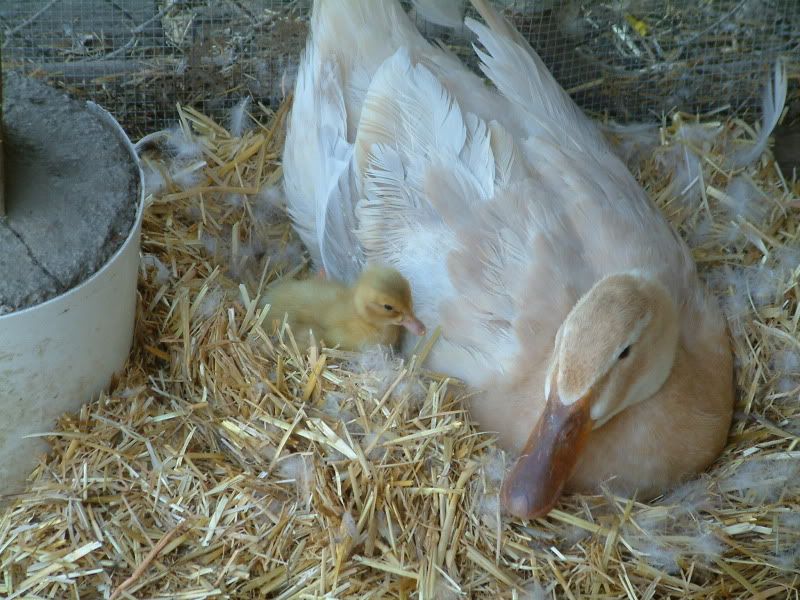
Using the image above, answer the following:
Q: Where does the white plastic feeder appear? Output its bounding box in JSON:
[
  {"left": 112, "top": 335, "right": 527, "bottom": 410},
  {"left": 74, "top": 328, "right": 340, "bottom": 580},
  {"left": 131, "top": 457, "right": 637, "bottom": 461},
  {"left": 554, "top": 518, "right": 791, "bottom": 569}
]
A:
[{"left": 0, "top": 103, "right": 144, "bottom": 496}]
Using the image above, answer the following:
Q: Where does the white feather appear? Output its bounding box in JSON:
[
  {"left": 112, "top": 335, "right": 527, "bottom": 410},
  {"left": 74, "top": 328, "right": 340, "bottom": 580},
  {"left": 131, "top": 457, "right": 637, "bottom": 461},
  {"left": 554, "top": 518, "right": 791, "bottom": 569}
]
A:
[
  {"left": 165, "top": 125, "right": 203, "bottom": 160},
  {"left": 335, "top": 510, "right": 364, "bottom": 545},
  {"left": 687, "top": 214, "right": 714, "bottom": 249},
  {"left": 356, "top": 48, "right": 467, "bottom": 170},
  {"left": 464, "top": 14, "right": 607, "bottom": 153},
  {"left": 775, "top": 247, "right": 800, "bottom": 279},
  {"left": 719, "top": 458, "right": 800, "bottom": 503},
  {"left": 433, "top": 576, "right": 464, "bottom": 600},
  {"left": 476, "top": 492, "right": 500, "bottom": 529},
  {"left": 229, "top": 96, "right": 252, "bottom": 138},
  {"left": 354, "top": 49, "right": 489, "bottom": 331},
  {"left": 170, "top": 162, "right": 206, "bottom": 191},
  {"left": 283, "top": 46, "right": 363, "bottom": 283},
  {"left": 706, "top": 266, "right": 752, "bottom": 327},
  {"left": 772, "top": 512, "right": 800, "bottom": 570},
  {"left": 141, "top": 254, "right": 170, "bottom": 285},
  {"left": 744, "top": 264, "right": 781, "bottom": 309},
  {"left": 142, "top": 163, "right": 166, "bottom": 196},
  {"left": 661, "top": 146, "right": 703, "bottom": 207},
  {"left": 658, "top": 122, "right": 722, "bottom": 208},
  {"left": 724, "top": 175, "right": 768, "bottom": 225},
  {"left": 674, "top": 121, "right": 723, "bottom": 148},
  {"left": 277, "top": 454, "right": 314, "bottom": 503},
  {"left": 411, "top": 0, "right": 464, "bottom": 28},
  {"left": 155, "top": 124, "right": 208, "bottom": 190},
  {"left": 521, "top": 581, "right": 549, "bottom": 600},
  {"left": 353, "top": 345, "right": 401, "bottom": 375},
  {"left": 770, "top": 348, "right": 800, "bottom": 375},
  {"left": 460, "top": 113, "right": 495, "bottom": 198},
  {"left": 225, "top": 193, "right": 244, "bottom": 208},
  {"left": 601, "top": 122, "right": 660, "bottom": 169},
  {"left": 623, "top": 477, "right": 725, "bottom": 573},
  {"left": 481, "top": 448, "right": 507, "bottom": 486},
  {"left": 195, "top": 287, "right": 225, "bottom": 319},
  {"left": 252, "top": 185, "right": 287, "bottom": 224},
  {"left": 729, "top": 59, "right": 787, "bottom": 169},
  {"left": 488, "top": 120, "right": 527, "bottom": 187},
  {"left": 770, "top": 348, "right": 800, "bottom": 392}
]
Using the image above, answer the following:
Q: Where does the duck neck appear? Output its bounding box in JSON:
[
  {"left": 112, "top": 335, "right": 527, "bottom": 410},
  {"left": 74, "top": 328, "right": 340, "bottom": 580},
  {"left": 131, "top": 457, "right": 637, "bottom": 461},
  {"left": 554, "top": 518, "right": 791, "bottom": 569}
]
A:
[{"left": 665, "top": 331, "right": 734, "bottom": 418}]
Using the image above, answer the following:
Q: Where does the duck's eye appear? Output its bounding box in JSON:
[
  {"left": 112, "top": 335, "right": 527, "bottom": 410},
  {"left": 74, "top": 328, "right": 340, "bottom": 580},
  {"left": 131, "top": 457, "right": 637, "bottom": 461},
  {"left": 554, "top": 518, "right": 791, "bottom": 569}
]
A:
[
  {"left": 618, "top": 345, "right": 631, "bottom": 360},
  {"left": 383, "top": 304, "right": 394, "bottom": 311}
]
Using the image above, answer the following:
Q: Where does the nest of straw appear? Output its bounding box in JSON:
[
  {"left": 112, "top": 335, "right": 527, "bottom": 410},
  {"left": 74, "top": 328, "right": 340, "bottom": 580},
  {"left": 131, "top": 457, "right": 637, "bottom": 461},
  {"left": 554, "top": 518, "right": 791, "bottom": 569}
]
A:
[{"left": 1, "top": 90, "right": 799, "bottom": 598}]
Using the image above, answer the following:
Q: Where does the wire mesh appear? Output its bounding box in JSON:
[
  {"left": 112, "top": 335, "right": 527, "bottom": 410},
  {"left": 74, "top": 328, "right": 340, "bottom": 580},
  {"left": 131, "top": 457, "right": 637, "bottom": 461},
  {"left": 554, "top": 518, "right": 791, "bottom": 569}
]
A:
[{"left": 2, "top": 0, "right": 798, "bottom": 138}]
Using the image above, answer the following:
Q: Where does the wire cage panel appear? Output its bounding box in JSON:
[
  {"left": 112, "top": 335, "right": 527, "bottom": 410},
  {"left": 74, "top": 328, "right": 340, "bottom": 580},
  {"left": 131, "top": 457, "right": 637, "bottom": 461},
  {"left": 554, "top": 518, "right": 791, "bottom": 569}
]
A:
[{"left": 2, "top": 0, "right": 798, "bottom": 137}]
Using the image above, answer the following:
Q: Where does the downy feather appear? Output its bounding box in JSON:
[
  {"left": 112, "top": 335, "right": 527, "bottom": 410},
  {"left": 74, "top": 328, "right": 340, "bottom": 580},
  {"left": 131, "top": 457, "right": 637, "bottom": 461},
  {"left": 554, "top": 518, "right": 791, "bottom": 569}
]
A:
[{"left": 229, "top": 96, "right": 252, "bottom": 138}]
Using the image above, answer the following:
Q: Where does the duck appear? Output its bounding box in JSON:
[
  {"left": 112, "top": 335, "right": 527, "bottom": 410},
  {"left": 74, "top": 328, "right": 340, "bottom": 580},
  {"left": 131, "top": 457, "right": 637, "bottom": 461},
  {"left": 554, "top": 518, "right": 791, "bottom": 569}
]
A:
[
  {"left": 263, "top": 265, "right": 426, "bottom": 351},
  {"left": 281, "top": 0, "right": 735, "bottom": 519}
]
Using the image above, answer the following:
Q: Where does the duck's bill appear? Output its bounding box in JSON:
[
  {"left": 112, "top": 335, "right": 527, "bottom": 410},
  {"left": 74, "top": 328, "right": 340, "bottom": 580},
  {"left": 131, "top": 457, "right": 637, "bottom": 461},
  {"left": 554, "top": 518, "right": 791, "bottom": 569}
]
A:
[
  {"left": 500, "top": 385, "right": 593, "bottom": 520},
  {"left": 400, "top": 314, "right": 426, "bottom": 336}
]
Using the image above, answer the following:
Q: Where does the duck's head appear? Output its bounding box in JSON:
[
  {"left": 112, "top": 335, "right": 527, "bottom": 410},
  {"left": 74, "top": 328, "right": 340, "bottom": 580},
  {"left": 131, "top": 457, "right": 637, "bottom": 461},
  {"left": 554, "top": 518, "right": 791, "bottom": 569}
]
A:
[
  {"left": 353, "top": 266, "right": 427, "bottom": 336},
  {"left": 501, "top": 272, "right": 680, "bottom": 519}
]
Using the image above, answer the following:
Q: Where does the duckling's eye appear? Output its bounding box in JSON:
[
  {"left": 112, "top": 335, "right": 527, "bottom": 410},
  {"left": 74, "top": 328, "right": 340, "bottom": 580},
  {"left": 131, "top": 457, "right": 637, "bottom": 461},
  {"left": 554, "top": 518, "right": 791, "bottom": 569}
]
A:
[
  {"left": 618, "top": 345, "right": 631, "bottom": 360},
  {"left": 383, "top": 304, "right": 394, "bottom": 312}
]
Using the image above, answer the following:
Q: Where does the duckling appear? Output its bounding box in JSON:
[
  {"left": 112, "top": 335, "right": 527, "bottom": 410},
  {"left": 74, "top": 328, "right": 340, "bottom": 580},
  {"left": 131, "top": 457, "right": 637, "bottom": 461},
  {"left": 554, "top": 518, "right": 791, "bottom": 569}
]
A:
[{"left": 262, "top": 265, "right": 426, "bottom": 351}]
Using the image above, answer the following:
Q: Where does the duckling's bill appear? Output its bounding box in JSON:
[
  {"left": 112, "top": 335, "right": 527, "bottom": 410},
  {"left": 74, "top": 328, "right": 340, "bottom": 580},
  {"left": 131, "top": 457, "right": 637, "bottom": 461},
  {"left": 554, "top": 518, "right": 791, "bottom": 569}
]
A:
[
  {"left": 501, "top": 382, "right": 593, "bottom": 520},
  {"left": 399, "top": 314, "right": 426, "bottom": 337}
]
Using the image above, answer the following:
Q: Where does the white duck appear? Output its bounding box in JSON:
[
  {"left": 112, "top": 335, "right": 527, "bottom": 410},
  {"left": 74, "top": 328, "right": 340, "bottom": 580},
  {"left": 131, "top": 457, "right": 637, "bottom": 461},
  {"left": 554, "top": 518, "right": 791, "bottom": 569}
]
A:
[{"left": 282, "top": 0, "right": 734, "bottom": 519}]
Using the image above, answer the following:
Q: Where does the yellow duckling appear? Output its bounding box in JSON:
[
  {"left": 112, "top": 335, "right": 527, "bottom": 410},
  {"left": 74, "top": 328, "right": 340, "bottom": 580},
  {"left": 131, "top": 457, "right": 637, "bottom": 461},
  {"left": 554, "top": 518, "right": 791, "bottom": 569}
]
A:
[{"left": 263, "top": 265, "right": 426, "bottom": 351}]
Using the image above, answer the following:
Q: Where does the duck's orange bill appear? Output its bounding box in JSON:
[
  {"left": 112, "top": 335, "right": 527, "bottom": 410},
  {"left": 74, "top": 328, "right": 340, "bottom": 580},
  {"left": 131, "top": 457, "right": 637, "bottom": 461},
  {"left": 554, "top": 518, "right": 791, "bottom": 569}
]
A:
[
  {"left": 400, "top": 314, "right": 426, "bottom": 337},
  {"left": 500, "top": 384, "right": 593, "bottom": 519}
]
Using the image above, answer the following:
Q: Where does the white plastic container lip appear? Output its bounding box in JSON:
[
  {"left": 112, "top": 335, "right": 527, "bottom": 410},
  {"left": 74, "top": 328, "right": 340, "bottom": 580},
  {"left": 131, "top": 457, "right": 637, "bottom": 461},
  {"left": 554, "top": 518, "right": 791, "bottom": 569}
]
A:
[{"left": 0, "top": 101, "right": 145, "bottom": 497}]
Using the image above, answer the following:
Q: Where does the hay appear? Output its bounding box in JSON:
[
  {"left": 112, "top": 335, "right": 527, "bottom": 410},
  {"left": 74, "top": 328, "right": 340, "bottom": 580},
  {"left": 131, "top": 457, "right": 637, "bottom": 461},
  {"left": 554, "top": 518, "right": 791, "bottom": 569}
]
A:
[{"left": 1, "top": 90, "right": 799, "bottom": 598}]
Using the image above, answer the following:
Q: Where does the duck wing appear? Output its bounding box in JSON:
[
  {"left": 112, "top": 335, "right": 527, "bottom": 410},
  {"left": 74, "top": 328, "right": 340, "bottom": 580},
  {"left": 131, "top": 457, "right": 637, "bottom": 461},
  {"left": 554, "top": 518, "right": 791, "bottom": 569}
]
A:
[
  {"left": 466, "top": 0, "right": 699, "bottom": 299},
  {"left": 354, "top": 48, "right": 531, "bottom": 382},
  {"left": 283, "top": 0, "right": 437, "bottom": 284},
  {"left": 283, "top": 32, "right": 367, "bottom": 284}
]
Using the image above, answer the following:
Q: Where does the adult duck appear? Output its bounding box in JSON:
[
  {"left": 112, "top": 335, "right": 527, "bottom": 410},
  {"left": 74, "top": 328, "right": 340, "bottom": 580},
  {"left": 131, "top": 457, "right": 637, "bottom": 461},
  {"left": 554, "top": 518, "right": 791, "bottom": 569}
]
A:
[{"left": 281, "top": 0, "right": 734, "bottom": 519}]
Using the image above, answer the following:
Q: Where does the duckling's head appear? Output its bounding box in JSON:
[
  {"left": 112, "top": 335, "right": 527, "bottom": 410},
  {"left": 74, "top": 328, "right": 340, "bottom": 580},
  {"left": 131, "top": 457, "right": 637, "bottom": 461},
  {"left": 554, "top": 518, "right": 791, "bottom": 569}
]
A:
[
  {"left": 353, "top": 266, "right": 426, "bottom": 336},
  {"left": 502, "top": 272, "right": 680, "bottom": 519}
]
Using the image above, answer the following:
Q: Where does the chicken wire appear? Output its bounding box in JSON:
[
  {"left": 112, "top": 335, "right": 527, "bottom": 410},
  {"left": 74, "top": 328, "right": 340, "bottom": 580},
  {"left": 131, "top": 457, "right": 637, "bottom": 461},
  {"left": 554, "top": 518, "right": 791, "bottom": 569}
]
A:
[{"left": 1, "top": 0, "right": 798, "bottom": 138}]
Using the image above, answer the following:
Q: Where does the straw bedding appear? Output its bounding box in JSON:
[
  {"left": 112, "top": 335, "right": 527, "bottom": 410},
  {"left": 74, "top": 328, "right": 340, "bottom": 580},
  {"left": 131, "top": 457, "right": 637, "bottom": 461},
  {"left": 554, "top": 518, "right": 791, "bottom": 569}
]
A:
[{"left": 1, "top": 82, "right": 799, "bottom": 598}]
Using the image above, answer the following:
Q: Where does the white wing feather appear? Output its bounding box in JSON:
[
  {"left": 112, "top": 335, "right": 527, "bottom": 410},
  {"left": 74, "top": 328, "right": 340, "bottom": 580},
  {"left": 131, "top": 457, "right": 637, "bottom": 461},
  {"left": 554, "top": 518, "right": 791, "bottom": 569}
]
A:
[
  {"left": 283, "top": 49, "right": 363, "bottom": 283},
  {"left": 284, "top": 0, "right": 440, "bottom": 283},
  {"left": 282, "top": 46, "right": 323, "bottom": 268},
  {"left": 729, "top": 59, "right": 787, "bottom": 169},
  {"left": 411, "top": 0, "right": 464, "bottom": 28},
  {"left": 463, "top": 1, "right": 608, "bottom": 153}
]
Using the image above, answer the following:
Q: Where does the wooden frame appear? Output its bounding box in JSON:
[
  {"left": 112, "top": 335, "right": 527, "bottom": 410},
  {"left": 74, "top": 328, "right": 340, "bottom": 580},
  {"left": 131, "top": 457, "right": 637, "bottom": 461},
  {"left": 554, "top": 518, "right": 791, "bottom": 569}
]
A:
[{"left": 0, "top": 46, "right": 5, "bottom": 217}]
